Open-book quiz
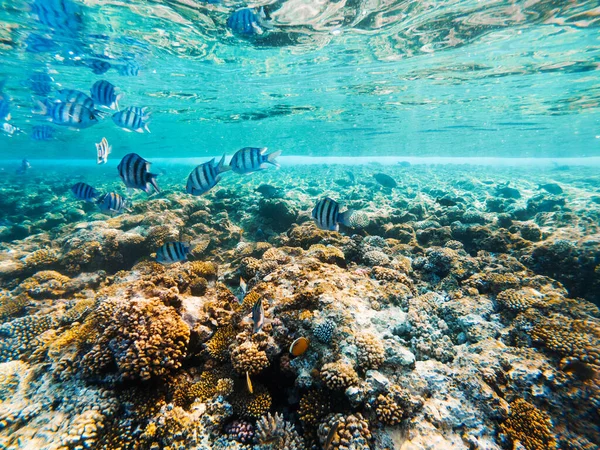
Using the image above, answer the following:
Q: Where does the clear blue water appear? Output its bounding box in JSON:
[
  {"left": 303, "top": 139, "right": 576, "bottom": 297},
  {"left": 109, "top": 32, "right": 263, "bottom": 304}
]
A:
[{"left": 0, "top": 0, "right": 599, "bottom": 158}]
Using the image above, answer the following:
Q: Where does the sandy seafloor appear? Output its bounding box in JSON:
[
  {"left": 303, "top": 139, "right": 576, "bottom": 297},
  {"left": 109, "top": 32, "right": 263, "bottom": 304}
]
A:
[{"left": 0, "top": 160, "right": 598, "bottom": 450}]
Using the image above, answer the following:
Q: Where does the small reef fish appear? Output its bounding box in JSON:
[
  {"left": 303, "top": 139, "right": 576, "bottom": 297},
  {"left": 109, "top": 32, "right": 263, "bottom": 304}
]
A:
[
  {"left": 31, "top": 0, "right": 83, "bottom": 33},
  {"left": 91, "top": 80, "right": 121, "bottom": 110},
  {"left": 16, "top": 159, "right": 30, "bottom": 174},
  {"left": 289, "top": 337, "right": 309, "bottom": 357},
  {"left": 246, "top": 371, "right": 253, "bottom": 394},
  {"left": 96, "top": 137, "right": 111, "bottom": 164},
  {"left": 239, "top": 277, "right": 248, "bottom": 301},
  {"left": 87, "top": 59, "right": 111, "bottom": 75},
  {"left": 32, "top": 100, "right": 99, "bottom": 129},
  {"left": 156, "top": 242, "right": 192, "bottom": 264},
  {"left": 117, "top": 153, "right": 160, "bottom": 194},
  {"left": 227, "top": 7, "right": 272, "bottom": 36},
  {"left": 538, "top": 183, "right": 563, "bottom": 195},
  {"left": 230, "top": 147, "right": 281, "bottom": 174},
  {"left": 186, "top": 154, "right": 231, "bottom": 196},
  {"left": 251, "top": 297, "right": 265, "bottom": 334},
  {"left": 56, "top": 89, "right": 96, "bottom": 112},
  {"left": 71, "top": 182, "right": 99, "bottom": 202},
  {"left": 112, "top": 109, "right": 150, "bottom": 133},
  {"left": 494, "top": 181, "right": 521, "bottom": 199},
  {"left": 397, "top": 161, "right": 411, "bottom": 167},
  {"left": 373, "top": 173, "right": 397, "bottom": 188},
  {"left": 96, "top": 192, "right": 129, "bottom": 215},
  {"left": 124, "top": 106, "right": 150, "bottom": 121},
  {"left": 31, "top": 125, "right": 54, "bottom": 141},
  {"left": 28, "top": 72, "right": 53, "bottom": 96},
  {"left": 312, "top": 197, "right": 355, "bottom": 232}
]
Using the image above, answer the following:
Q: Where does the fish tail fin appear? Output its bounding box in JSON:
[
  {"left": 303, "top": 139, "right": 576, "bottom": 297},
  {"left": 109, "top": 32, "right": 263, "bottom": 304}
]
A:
[
  {"left": 148, "top": 173, "right": 160, "bottom": 193},
  {"left": 266, "top": 150, "right": 281, "bottom": 168},
  {"left": 217, "top": 153, "right": 231, "bottom": 173},
  {"left": 338, "top": 209, "right": 355, "bottom": 228},
  {"left": 144, "top": 123, "right": 151, "bottom": 133},
  {"left": 32, "top": 98, "right": 48, "bottom": 115},
  {"left": 115, "top": 93, "right": 124, "bottom": 111}
]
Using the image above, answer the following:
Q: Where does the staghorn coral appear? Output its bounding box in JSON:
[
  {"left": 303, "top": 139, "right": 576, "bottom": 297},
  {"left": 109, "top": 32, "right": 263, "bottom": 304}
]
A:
[
  {"left": 206, "top": 325, "right": 236, "bottom": 362},
  {"left": 355, "top": 333, "right": 386, "bottom": 370},
  {"left": 318, "top": 412, "right": 372, "bottom": 450},
  {"left": 529, "top": 316, "right": 600, "bottom": 373},
  {"left": 254, "top": 412, "right": 304, "bottom": 450},
  {"left": 298, "top": 389, "right": 331, "bottom": 427},
  {"left": 499, "top": 398, "right": 557, "bottom": 450},
  {"left": 320, "top": 361, "right": 359, "bottom": 391},
  {"left": 231, "top": 341, "right": 270, "bottom": 375}
]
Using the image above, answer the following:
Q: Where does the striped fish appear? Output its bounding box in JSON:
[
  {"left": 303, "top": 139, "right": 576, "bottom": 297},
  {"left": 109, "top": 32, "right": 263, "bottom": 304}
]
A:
[
  {"left": 56, "top": 89, "right": 95, "bottom": 111},
  {"left": 87, "top": 59, "right": 111, "bottom": 75},
  {"left": 31, "top": 0, "right": 83, "bottom": 34},
  {"left": 251, "top": 297, "right": 265, "bottom": 334},
  {"left": 117, "top": 153, "right": 160, "bottom": 194},
  {"left": 186, "top": 154, "right": 231, "bottom": 196},
  {"left": 32, "top": 100, "right": 99, "bottom": 129},
  {"left": 91, "top": 80, "right": 120, "bottom": 110},
  {"left": 71, "top": 182, "right": 99, "bottom": 202},
  {"left": 28, "top": 72, "right": 53, "bottom": 96},
  {"left": 156, "top": 242, "right": 191, "bottom": 264},
  {"left": 124, "top": 106, "right": 150, "bottom": 121},
  {"left": 312, "top": 197, "right": 355, "bottom": 232},
  {"left": 119, "top": 61, "right": 139, "bottom": 76},
  {"left": 230, "top": 147, "right": 281, "bottom": 174},
  {"left": 31, "top": 125, "right": 54, "bottom": 141},
  {"left": 96, "top": 137, "right": 111, "bottom": 164},
  {"left": 112, "top": 109, "right": 150, "bottom": 133},
  {"left": 96, "top": 192, "right": 128, "bottom": 215}
]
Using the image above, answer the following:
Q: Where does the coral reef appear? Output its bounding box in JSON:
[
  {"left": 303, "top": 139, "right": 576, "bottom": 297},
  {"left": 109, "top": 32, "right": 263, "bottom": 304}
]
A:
[
  {"left": 254, "top": 412, "right": 304, "bottom": 449},
  {"left": 499, "top": 398, "right": 557, "bottom": 450}
]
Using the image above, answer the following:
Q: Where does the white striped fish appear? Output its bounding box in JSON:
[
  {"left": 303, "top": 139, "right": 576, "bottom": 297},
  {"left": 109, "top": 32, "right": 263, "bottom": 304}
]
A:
[
  {"left": 96, "top": 192, "right": 128, "bottom": 215},
  {"left": 71, "top": 182, "right": 99, "bottom": 202},
  {"left": 117, "top": 153, "right": 160, "bottom": 194},
  {"left": 56, "top": 89, "right": 95, "bottom": 111},
  {"left": 186, "top": 154, "right": 231, "bottom": 196},
  {"left": 156, "top": 242, "right": 191, "bottom": 264},
  {"left": 312, "top": 197, "right": 354, "bottom": 232},
  {"left": 91, "top": 80, "right": 120, "bottom": 110},
  {"left": 32, "top": 99, "right": 99, "bottom": 129},
  {"left": 96, "top": 137, "right": 111, "bottom": 164},
  {"left": 230, "top": 147, "right": 281, "bottom": 174},
  {"left": 112, "top": 109, "right": 150, "bottom": 133}
]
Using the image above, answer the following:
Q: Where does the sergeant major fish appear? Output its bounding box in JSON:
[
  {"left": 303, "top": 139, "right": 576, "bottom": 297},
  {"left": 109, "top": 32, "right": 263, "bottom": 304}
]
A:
[
  {"left": 230, "top": 147, "right": 281, "bottom": 174},
  {"left": 91, "top": 80, "right": 121, "bottom": 110},
  {"left": 156, "top": 242, "right": 191, "bottom": 264},
  {"left": 56, "top": 89, "right": 96, "bottom": 112},
  {"left": 71, "top": 182, "right": 99, "bottom": 202},
  {"left": 32, "top": 100, "right": 99, "bottom": 129},
  {"left": 117, "top": 153, "right": 160, "bottom": 194},
  {"left": 96, "top": 192, "right": 129, "bottom": 215},
  {"left": 312, "top": 197, "right": 355, "bottom": 232},
  {"left": 186, "top": 154, "right": 231, "bottom": 196},
  {"left": 96, "top": 137, "right": 111, "bottom": 164},
  {"left": 112, "top": 109, "right": 150, "bottom": 133}
]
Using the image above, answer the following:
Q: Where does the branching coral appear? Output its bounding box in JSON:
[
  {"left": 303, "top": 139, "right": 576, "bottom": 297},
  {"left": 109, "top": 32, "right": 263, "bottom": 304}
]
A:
[
  {"left": 318, "top": 413, "right": 372, "bottom": 450},
  {"left": 313, "top": 319, "right": 336, "bottom": 344},
  {"left": 206, "top": 325, "right": 236, "bottom": 362},
  {"left": 231, "top": 341, "right": 270, "bottom": 375},
  {"left": 298, "top": 389, "right": 331, "bottom": 427},
  {"left": 499, "top": 398, "right": 557, "bottom": 450},
  {"left": 355, "top": 332, "right": 386, "bottom": 370},
  {"left": 254, "top": 412, "right": 304, "bottom": 450},
  {"left": 373, "top": 385, "right": 418, "bottom": 426},
  {"left": 320, "top": 361, "right": 359, "bottom": 391},
  {"left": 233, "top": 387, "right": 272, "bottom": 419}
]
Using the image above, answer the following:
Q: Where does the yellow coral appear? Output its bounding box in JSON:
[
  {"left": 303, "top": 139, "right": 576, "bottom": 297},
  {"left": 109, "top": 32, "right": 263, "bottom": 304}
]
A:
[
  {"left": 307, "top": 244, "right": 346, "bottom": 267},
  {"left": 231, "top": 341, "right": 270, "bottom": 375},
  {"left": 205, "top": 325, "right": 236, "bottom": 362},
  {"left": 497, "top": 289, "right": 544, "bottom": 312},
  {"left": 0, "top": 294, "right": 29, "bottom": 322},
  {"left": 233, "top": 388, "right": 272, "bottom": 419},
  {"left": 499, "top": 398, "right": 557, "bottom": 450},
  {"left": 355, "top": 333, "right": 386, "bottom": 370},
  {"left": 320, "top": 361, "right": 359, "bottom": 390},
  {"left": 189, "top": 261, "right": 218, "bottom": 281},
  {"left": 298, "top": 389, "right": 331, "bottom": 426}
]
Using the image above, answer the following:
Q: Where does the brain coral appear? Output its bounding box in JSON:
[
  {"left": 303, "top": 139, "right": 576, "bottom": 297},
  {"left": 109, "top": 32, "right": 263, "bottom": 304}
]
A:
[
  {"left": 499, "top": 398, "right": 557, "bottom": 450},
  {"left": 320, "top": 361, "right": 359, "bottom": 391}
]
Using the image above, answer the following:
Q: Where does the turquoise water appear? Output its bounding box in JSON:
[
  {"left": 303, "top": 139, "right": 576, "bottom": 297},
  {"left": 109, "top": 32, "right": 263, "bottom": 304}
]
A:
[{"left": 1, "top": 2, "right": 600, "bottom": 450}]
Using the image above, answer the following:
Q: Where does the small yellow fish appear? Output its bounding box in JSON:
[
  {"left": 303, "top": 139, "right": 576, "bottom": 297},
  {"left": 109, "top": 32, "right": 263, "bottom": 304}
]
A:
[{"left": 246, "top": 371, "right": 253, "bottom": 394}]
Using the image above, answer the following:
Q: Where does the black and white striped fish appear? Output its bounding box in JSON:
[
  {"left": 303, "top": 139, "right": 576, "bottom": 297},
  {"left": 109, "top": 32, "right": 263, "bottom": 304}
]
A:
[
  {"left": 312, "top": 197, "right": 355, "bottom": 232},
  {"left": 71, "top": 182, "right": 99, "bottom": 202},
  {"left": 32, "top": 99, "right": 99, "bottom": 129},
  {"left": 96, "top": 137, "right": 111, "bottom": 164},
  {"left": 96, "top": 192, "right": 128, "bottom": 215},
  {"left": 31, "top": 0, "right": 83, "bottom": 34},
  {"left": 117, "top": 153, "right": 160, "bottom": 194},
  {"left": 112, "top": 109, "right": 150, "bottom": 133},
  {"left": 230, "top": 147, "right": 281, "bottom": 174},
  {"left": 124, "top": 106, "right": 150, "bottom": 121},
  {"left": 91, "top": 80, "right": 120, "bottom": 110},
  {"left": 56, "top": 89, "right": 95, "bottom": 111},
  {"left": 156, "top": 242, "right": 191, "bottom": 264},
  {"left": 186, "top": 154, "right": 231, "bottom": 196},
  {"left": 31, "top": 125, "right": 54, "bottom": 141}
]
